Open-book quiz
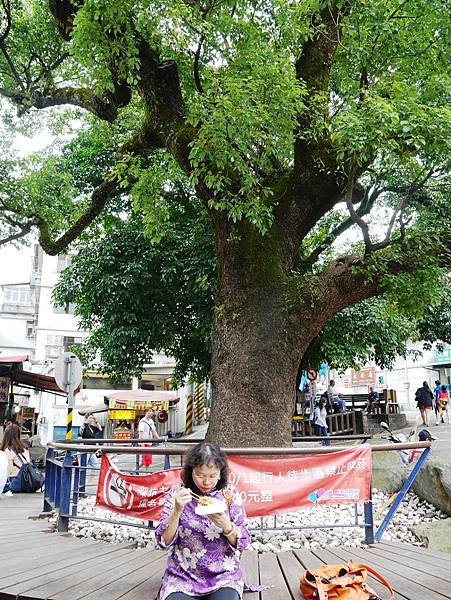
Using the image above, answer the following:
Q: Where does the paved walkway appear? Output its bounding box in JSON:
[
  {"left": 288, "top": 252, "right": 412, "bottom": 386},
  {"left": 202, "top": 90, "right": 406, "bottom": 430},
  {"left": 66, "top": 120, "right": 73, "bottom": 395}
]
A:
[{"left": 1, "top": 493, "right": 450, "bottom": 599}]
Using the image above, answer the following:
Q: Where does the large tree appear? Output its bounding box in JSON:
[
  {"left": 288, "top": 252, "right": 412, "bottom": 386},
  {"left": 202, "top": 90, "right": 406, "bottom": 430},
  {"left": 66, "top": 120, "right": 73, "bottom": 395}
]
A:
[{"left": 0, "top": 0, "right": 449, "bottom": 446}]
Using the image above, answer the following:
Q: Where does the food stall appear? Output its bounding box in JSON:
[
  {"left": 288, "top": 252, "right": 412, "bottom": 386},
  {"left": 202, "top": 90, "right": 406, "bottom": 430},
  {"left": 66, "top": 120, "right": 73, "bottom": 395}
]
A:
[{"left": 104, "top": 390, "right": 180, "bottom": 439}]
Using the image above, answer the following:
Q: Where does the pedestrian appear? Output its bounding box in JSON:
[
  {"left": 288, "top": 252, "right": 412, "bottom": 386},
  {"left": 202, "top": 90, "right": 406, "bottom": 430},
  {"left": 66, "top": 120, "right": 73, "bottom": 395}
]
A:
[
  {"left": 1, "top": 423, "right": 31, "bottom": 494},
  {"left": 138, "top": 409, "right": 157, "bottom": 471},
  {"left": 155, "top": 442, "right": 250, "bottom": 600},
  {"left": 313, "top": 398, "right": 330, "bottom": 446},
  {"left": 436, "top": 385, "right": 450, "bottom": 425},
  {"left": 415, "top": 381, "right": 434, "bottom": 426},
  {"left": 78, "top": 414, "right": 103, "bottom": 470},
  {"left": 433, "top": 380, "right": 441, "bottom": 419},
  {"left": 327, "top": 379, "right": 347, "bottom": 412}
]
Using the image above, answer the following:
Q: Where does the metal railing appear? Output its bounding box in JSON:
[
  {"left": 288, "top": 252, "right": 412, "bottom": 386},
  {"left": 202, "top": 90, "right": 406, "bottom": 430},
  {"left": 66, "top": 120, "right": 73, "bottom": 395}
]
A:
[{"left": 43, "top": 438, "right": 432, "bottom": 546}]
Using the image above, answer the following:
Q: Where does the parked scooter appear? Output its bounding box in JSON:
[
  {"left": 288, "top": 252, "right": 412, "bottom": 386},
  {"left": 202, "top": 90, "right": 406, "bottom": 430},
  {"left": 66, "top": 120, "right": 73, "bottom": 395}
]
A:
[{"left": 380, "top": 421, "right": 415, "bottom": 466}]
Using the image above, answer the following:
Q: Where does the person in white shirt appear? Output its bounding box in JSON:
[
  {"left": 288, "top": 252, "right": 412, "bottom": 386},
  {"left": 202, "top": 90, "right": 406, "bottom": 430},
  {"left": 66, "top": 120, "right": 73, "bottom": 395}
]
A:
[
  {"left": 138, "top": 410, "right": 157, "bottom": 471},
  {"left": 327, "top": 379, "right": 347, "bottom": 412},
  {"left": 313, "top": 398, "right": 330, "bottom": 446}
]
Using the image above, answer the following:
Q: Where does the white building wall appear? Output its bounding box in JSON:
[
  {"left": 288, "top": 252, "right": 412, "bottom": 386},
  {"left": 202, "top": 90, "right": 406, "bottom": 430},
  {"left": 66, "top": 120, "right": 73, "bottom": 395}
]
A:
[{"left": 330, "top": 341, "right": 445, "bottom": 414}]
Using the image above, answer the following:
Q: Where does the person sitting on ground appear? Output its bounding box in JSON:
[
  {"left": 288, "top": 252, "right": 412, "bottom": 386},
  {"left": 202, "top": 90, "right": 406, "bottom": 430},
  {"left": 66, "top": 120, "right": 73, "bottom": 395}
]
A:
[
  {"left": 415, "top": 381, "right": 434, "bottom": 426},
  {"left": 1, "top": 423, "right": 31, "bottom": 493},
  {"left": 327, "top": 379, "right": 347, "bottom": 412},
  {"left": 366, "top": 387, "right": 380, "bottom": 414},
  {"left": 155, "top": 442, "right": 250, "bottom": 600},
  {"left": 436, "top": 385, "right": 450, "bottom": 425}
]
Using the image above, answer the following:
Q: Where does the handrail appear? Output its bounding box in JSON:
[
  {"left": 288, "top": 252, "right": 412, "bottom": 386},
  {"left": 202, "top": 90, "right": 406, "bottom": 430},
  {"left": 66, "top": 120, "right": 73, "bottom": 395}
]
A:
[
  {"left": 44, "top": 440, "right": 433, "bottom": 545},
  {"left": 48, "top": 441, "right": 431, "bottom": 454},
  {"left": 50, "top": 433, "right": 373, "bottom": 446}
]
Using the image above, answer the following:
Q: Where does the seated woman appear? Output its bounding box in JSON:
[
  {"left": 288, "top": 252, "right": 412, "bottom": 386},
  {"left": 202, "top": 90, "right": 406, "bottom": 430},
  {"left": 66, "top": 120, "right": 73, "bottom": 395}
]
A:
[
  {"left": 155, "top": 442, "right": 250, "bottom": 600},
  {"left": 1, "top": 423, "right": 31, "bottom": 493}
]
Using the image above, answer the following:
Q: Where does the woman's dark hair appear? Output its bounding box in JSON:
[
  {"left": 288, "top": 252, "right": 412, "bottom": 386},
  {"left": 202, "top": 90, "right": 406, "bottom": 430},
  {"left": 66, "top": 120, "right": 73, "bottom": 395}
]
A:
[
  {"left": 182, "top": 442, "right": 228, "bottom": 492},
  {"left": 441, "top": 385, "right": 447, "bottom": 393},
  {"left": 0, "top": 423, "right": 26, "bottom": 453},
  {"left": 423, "top": 381, "right": 430, "bottom": 389}
]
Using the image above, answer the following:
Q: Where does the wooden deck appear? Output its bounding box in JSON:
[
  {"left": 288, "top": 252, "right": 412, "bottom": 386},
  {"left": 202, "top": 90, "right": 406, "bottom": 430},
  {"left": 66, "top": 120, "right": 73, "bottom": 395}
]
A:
[{"left": 1, "top": 494, "right": 450, "bottom": 600}]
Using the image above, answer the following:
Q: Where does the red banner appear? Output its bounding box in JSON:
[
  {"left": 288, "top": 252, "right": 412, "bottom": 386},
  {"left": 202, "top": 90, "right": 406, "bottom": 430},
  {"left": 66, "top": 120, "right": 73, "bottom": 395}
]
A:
[{"left": 96, "top": 446, "right": 371, "bottom": 521}]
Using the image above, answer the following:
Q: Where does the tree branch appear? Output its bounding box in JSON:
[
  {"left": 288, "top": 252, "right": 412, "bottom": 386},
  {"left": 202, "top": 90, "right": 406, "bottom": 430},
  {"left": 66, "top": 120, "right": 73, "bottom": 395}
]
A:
[
  {"left": 13, "top": 86, "right": 128, "bottom": 122},
  {"left": 346, "top": 166, "right": 435, "bottom": 256},
  {"left": 300, "top": 185, "right": 381, "bottom": 270}
]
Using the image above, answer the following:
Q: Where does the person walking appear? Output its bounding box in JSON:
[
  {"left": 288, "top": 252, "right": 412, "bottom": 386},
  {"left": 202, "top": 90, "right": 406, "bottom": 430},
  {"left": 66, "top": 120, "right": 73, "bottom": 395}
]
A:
[
  {"left": 437, "top": 385, "right": 450, "bottom": 425},
  {"left": 415, "top": 382, "right": 434, "bottom": 426},
  {"left": 433, "top": 380, "right": 441, "bottom": 421},
  {"left": 313, "top": 398, "right": 330, "bottom": 446},
  {"left": 138, "top": 409, "right": 157, "bottom": 471},
  {"left": 155, "top": 442, "right": 250, "bottom": 600}
]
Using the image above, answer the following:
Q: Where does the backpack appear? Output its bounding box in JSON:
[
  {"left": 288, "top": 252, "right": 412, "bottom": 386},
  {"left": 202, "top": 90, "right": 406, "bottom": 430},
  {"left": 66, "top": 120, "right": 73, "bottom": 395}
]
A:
[
  {"left": 300, "top": 560, "right": 393, "bottom": 600},
  {"left": 14, "top": 452, "right": 45, "bottom": 493}
]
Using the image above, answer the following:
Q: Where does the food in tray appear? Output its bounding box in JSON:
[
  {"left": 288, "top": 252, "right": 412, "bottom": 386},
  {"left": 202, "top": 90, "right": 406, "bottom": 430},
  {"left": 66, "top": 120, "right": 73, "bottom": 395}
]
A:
[
  {"left": 194, "top": 497, "right": 227, "bottom": 515},
  {"left": 197, "top": 496, "right": 214, "bottom": 506}
]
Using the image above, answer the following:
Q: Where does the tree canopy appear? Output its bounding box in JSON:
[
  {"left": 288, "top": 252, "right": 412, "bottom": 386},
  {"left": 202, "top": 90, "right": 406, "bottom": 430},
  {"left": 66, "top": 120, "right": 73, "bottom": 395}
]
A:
[{"left": 0, "top": 0, "right": 450, "bottom": 445}]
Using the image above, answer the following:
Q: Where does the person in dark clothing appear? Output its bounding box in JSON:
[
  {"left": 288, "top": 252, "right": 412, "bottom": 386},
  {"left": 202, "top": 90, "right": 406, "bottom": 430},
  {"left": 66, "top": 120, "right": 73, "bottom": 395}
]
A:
[
  {"left": 78, "top": 414, "right": 102, "bottom": 470},
  {"left": 366, "top": 387, "right": 380, "bottom": 414},
  {"left": 415, "top": 382, "right": 434, "bottom": 426}
]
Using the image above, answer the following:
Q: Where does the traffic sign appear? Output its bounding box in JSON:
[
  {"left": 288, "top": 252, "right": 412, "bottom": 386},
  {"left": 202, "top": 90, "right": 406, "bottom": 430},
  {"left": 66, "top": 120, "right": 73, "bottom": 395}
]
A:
[
  {"left": 306, "top": 368, "right": 318, "bottom": 382},
  {"left": 54, "top": 352, "right": 82, "bottom": 397}
]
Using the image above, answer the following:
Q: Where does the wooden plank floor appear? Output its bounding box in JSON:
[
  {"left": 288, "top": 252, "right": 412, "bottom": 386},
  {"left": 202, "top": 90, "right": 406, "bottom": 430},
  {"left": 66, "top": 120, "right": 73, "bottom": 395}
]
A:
[{"left": 1, "top": 494, "right": 450, "bottom": 599}]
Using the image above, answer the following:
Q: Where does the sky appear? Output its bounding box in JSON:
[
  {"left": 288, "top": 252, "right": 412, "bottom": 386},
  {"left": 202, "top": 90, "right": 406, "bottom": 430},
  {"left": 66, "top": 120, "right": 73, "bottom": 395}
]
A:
[{"left": 0, "top": 245, "right": 32, "bottom": 285}]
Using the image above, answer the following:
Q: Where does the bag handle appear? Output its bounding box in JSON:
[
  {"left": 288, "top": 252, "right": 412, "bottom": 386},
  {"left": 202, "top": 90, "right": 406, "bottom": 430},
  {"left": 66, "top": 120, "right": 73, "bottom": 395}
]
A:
[
  {"left": 13, "top": 450, "right": 29, "bottom": 467},
  {"left": 351, "top": 562, "right": 394, "bottom": 599},
  {"left": 311, "top": 575, "right": 329, "bottom": 600}
]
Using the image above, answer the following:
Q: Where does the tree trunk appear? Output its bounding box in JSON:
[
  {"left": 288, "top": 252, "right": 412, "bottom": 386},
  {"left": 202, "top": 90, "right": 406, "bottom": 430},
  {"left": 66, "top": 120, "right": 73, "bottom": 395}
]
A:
[{"left": 206, "top": 220, "right": 305, "bottom": 447}]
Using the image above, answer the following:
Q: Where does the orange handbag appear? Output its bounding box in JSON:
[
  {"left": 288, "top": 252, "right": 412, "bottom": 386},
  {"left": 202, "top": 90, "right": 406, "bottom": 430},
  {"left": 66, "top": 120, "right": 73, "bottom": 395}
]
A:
[{"left": 300, "top": 560, "right": 394, "bottom": 600}]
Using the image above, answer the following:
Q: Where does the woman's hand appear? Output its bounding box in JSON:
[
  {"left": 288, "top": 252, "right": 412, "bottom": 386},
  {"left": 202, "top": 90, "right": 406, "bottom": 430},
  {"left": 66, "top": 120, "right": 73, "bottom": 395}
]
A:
[
  {"left": 208, "top": 512, "right": 232, "bottom": 533},
  {"left": 174, "top": 487, "right": 192, "bottom": 514}
]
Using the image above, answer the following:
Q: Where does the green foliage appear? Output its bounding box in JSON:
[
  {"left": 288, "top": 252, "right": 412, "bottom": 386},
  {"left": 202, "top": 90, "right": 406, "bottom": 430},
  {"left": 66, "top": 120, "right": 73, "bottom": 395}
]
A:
[
  {"left": 313, "top": 299, "right": 415, "bottom": 372},
  {"left": 0, "top": 0, "right": 450, "bottom": 390},
  {"left": 53, "top": 200, "right": 216, "bottom": 384}
]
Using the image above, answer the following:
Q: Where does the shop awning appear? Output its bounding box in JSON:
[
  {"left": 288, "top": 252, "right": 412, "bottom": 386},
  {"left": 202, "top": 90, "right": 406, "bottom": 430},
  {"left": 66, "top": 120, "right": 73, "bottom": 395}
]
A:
[
  {"left": 0, "top": 356, "right": 68, "bottom": 396},
  {"left": 0, "top": 354, "right": 29, "bottom": 363},
  {"left": 13, "top": 370, "right": 67, "bottom": 396}
]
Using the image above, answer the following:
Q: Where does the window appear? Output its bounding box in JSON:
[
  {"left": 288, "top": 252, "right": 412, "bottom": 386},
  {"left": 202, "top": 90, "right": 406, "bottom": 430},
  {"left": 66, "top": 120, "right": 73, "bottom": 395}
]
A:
[
  {"left": 57, "top": 255, "right": 72, "bottom": 272},
  {"left": 63, "top": 336, "right": 82, "bottom": 351},
  {"left": 26, "top": 321, "right": 35, "bottom": 338},
  {"left": 4, "top": 287, "right": 31, "bottom": 304},
  {"left": 54, "top": 301, "right": 75, "bottom": 315}
]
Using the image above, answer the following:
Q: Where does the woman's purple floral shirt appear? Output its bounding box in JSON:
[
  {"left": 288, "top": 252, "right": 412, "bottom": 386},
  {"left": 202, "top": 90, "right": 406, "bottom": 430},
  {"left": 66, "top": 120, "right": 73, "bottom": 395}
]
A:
[{"left": 155, "top": 484, "right": 250, "bottom": 599}]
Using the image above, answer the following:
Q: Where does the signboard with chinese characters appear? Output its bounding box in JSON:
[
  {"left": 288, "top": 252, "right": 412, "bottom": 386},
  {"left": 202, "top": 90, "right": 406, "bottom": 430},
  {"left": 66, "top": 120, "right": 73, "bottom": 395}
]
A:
[
  {"left": 110, "top": 409, "right": 136, "bottom": 420},
  {"left": 0, "top": 377, "right": 9, "bottom": 403},
  {"left": 21, "top": 407, "right": 36, "bottom": 419},
  {"left": 108, "top": 399, "right": 169, "bottom": 412},
  {"left": 351, "top": 367, "right": 375, "bottom": 386},
  {"left": 96, "top": 445, "right": 371, "bottom": 520}
]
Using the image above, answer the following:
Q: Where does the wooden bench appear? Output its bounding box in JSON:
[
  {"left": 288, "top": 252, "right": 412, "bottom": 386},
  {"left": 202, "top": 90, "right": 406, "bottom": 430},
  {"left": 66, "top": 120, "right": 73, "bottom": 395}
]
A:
[{"left": 341, "top": 394, "right": 389, "bottom": 414}]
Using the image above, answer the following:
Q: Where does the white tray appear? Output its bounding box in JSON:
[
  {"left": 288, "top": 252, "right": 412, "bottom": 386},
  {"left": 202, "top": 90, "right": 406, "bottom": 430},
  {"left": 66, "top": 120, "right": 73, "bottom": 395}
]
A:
[{"left": 194, "top": 499, "right": 227, "bottom": 515}]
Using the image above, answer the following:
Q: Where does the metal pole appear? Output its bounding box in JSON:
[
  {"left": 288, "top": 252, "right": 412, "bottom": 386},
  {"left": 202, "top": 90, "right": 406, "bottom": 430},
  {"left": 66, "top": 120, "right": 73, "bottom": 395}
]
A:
[
  {"left": 66, "top": 356, "right": 74, "bottom": 440},
  {"left": 58, "top": 451, "right": 73, "bottom": 532},
  {"left": 43, "top": 447, "right": 55, "bottom": 513},
  {"left": 374, "top": 447, "right": 431, "bottom": 542},
  {"left": 364, "top": 486, "right": 374, "bottom": 544},
  {"left": 185, "top": 394, "right": 194, "bottom": 434}
]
